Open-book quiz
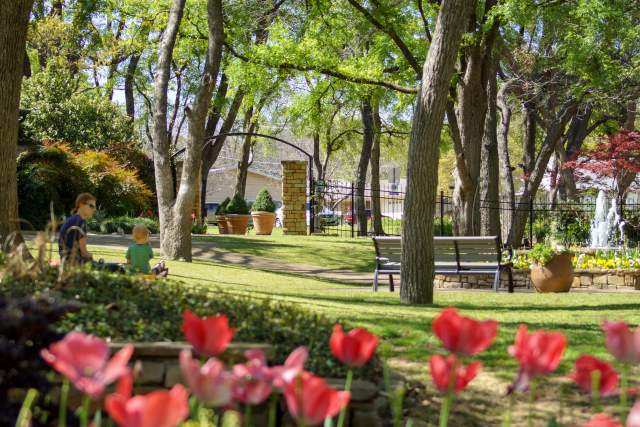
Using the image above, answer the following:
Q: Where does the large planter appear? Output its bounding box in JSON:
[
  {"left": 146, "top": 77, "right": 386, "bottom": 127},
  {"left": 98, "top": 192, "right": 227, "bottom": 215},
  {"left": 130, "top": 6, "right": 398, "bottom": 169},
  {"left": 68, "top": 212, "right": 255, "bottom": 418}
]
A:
[
  {"left": 216, "top": 215, "right": 229, "bottom": 234},
  {"left": 251, "top": 211, "right": 276, "bottom": 235},
  {"left": 530, "top": 253, "right": 574, "bottom": 293},
  {"left": 226, "top": 214, "right": 250, "bottom": 235}
]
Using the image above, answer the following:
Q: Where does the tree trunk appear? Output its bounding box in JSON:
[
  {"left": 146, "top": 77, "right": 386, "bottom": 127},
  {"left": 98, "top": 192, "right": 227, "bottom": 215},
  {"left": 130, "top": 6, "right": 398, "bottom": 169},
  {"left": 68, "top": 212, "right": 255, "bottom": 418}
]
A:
[
  {"left": 616, "top": 100, "right": 638, "bottom": 201},
  {"left": 370, "top": 98, "right": 384, "bottom": 236},
  {"left": 125, "top": 53, "right": 141, "bottom": 119},
  {"left": 558, "top": 105, "right": 592, "bottom": 200},
  {"left": 401, "top": 0, "right": 474, "bottom": 304},
  {"left": 235, "top": 107, "right": 256, "bottom": 198},
  {"left": 479, "top": 57, "right": 500, "bottom": 237},
  {"left": 0, "top": 0, "right": 33, "bottom": 242},
  {"left": 497, "top": 82, "right": 516, "bottom": 244},
  {"left": 356, "top": 96, "right": 375, "bottom": 236},
  {"left": 312, "top": 132, "right": 323, "bottom": 181},
  {"left": 522, "top": 102, "right": 537, "bottom": 176}
]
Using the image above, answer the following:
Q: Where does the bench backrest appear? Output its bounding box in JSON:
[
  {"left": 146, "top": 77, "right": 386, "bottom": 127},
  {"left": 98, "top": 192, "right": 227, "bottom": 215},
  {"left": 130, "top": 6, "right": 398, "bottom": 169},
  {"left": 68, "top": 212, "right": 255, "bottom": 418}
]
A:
[{"left": 373, "top": 236, "right": 501, "bottom": 271}]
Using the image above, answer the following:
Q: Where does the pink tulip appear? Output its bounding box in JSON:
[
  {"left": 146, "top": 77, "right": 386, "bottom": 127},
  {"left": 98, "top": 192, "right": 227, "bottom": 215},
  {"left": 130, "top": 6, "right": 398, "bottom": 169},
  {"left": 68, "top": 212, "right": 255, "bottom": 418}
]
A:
[
  {"left": 271, "top": 346, "right": 308, "bottom": 388},
  {"left": 329, "top": 324, "right": 379, "bottom": 367},
  {"left": 432, "top": 308, "right": 498, "bottom": 356},
  {"left": 179, "top": 349, "right": 233, "bottom": 407},
  {"left": 602, "top": 321, "right": 640, "bottom": 364},
  {"left": 283, "top": 371, "right": 350, "bottom": 426},
  {"left": 232, "top": 349, "right": 273, "bottom": 405},
  {"left": 182, "top": 310, "right": 234, "bottom": 357},
  {"left": 582, "top": 414, "right": 622, "bottom": 427},
  {"left": 627, "top": 401, "right": 640, "bottom": 427},
  {"left": 40, "top": 332, "right": 133, "bottom": 399},
  {"left": 429, "top": 354, "right": 481, "bottom": 394},
  {"left": 569, "top": 355, "right": 619, "bottom": 397},
  {"left": 105, "top": 378, "right": 189, "bottom": 427}
]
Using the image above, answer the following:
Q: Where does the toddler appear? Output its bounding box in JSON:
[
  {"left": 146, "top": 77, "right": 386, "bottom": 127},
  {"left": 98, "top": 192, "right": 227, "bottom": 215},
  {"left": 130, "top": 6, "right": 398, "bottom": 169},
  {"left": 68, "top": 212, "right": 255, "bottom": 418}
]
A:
[{"left": 127, "top": 224, "right": 168, "bottom": 277}]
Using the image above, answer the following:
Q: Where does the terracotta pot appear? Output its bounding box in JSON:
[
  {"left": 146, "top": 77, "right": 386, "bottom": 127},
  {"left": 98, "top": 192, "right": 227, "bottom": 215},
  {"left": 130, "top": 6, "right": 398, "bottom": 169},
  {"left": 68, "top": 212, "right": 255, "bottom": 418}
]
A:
[
  {"left": 225, "top": 214, "right": 250, "bottom": 235},
  {"left": 216, "top": 215, "right": 228, "bottom": 234},
  {"left": 530, "top": 253, "right": 574, "bottom": 293},
  {"left": 251, "top": 211, "right": 276, "bottom": 235}
]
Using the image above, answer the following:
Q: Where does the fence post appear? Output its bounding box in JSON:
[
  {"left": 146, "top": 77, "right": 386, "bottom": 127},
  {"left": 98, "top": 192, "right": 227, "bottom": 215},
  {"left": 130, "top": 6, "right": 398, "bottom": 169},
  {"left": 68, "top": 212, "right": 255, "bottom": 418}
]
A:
[
  {"left": 350, "top": 182, "right": 355, "bottom": 238},
  {"left": 529, "top": 199, "right": 534, "bottom": 247},
  {"left": 440, "top": 191, "right": 444, "bottom": 236}
]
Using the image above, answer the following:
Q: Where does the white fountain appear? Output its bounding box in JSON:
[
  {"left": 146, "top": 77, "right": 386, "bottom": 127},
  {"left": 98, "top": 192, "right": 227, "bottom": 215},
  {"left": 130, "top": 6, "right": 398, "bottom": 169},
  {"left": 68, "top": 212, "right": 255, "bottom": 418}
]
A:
[{"left": 590, "top": 190, "right": 621, "bottom": 248}]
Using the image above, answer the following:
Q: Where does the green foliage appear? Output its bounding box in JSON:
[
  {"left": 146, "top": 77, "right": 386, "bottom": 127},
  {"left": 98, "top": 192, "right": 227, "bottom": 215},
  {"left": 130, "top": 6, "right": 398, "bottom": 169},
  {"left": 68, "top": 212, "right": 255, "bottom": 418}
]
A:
[
  {"left": 433, "top": 216, "right": 454, "bottom": 236},
  {"left": 251, "top": 188, "right": 276, "bottom": 213},
  {"left": 87, "top": 215, "right": 159, "bottom": 234},
  {"left": 215, "top": 197, "right": 231, "bottom": 215},
  {"left": 574, "top": 248, "right": 640, "bottom": 270},
  {"left": 226, "top": 193, "right": 249, "bottom": 215},
  {"left": 191, "top": 221, "right": 208, "bottom": 234},
  {"left": 528, "top": 243, "right": 560, "bottom": 266},
  {"left": 0, "top": 269, "right": 377, "bottom": 378},
  {"left": 17, "top": 143, "right": 152, "bottom": 230},
  {"left": 20, "top": 65, "right": 135, "bottom": 151}
]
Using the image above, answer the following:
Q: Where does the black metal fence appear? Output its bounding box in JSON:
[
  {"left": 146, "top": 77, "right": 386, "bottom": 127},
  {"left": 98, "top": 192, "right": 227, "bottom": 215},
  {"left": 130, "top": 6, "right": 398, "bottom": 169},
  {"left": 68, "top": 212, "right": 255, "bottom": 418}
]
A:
[{"left": 310, "top": 181, "right": 640, "bottom": 247}]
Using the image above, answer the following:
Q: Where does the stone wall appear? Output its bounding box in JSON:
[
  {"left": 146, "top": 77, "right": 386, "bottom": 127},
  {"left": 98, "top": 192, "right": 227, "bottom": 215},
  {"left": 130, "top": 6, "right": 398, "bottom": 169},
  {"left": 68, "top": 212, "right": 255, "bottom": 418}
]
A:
[
  {"left": 433, "top": 269, "right": 640, "bottom": 290},
  {"left": 281, "top": 160, "right": 307, "bottom": 235},
  {"left": 107, "top": 342, "right": 390, "bottom": 427}
]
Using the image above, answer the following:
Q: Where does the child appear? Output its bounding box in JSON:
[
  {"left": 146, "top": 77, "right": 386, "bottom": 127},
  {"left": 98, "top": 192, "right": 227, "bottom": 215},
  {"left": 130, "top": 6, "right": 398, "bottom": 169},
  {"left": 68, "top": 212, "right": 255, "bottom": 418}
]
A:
[{"left": 127, "top": 224, "right": 168, "bottom": 277}]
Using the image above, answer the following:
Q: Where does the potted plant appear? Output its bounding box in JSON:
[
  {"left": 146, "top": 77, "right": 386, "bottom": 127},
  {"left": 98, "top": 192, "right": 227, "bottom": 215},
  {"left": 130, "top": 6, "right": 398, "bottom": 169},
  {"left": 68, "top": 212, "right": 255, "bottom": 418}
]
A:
[
  {"left": 215, "top": 197, "right": 230, "bottom": 234},
  {"left": 528, "top": 243, "right": 574, "bottom": 293},
  {"left": 225, "top": 193, "right": 250, "bottom": 235},
  {"left": 251, "top": 188, "right": 277, "bottom": 235}
]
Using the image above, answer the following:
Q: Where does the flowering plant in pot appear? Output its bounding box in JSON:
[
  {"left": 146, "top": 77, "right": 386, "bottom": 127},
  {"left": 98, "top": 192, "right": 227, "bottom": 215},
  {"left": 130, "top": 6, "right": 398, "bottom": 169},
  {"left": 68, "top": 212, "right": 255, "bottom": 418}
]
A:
[
  {"left": 215, "top": 197, "right": 230, "bottom": 234},
  {"left": 251, "top": 188, "right": 277, "bottom": 235},
  {"left": 528, "top": 243, "right": 574, "bottom": 293},
  {"left": 225, "top": 193, "right": 250, "bottom": 235}
]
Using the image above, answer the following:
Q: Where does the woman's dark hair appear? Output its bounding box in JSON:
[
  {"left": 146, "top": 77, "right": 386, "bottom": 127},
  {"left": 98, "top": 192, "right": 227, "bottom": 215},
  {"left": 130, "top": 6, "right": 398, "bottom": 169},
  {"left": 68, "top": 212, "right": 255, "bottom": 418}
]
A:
[{"left": 72, "top": 193, "right": 96, "bottom": 214}]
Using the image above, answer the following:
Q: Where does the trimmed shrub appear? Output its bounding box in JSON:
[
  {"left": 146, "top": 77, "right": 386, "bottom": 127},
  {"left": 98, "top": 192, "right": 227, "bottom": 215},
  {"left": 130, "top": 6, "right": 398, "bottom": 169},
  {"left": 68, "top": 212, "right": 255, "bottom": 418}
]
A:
[
  {"left": 87, "top": 215, "right": 159, "bottom": 234},
  {"left": 252, "top": 188, "right": 276, "bottom": 213},
  {"left": 226, "top": 193, "right": 249, "bottom": 215},
  {"left": 215, "top": 197, "right": 230, "bottom": 215},
  {"left": 0, "top": 269, "right": 378, "bottom": 379},
  {"left": 191, "top": 221, "right": 208, "bottom": 234}
]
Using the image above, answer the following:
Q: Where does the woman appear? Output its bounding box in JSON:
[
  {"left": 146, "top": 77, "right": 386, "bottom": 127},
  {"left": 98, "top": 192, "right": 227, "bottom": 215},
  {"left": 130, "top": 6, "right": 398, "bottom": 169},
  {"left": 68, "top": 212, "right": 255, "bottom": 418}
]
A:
[{"left": 58, "top": 193, "right": 96, "bottom": 264}]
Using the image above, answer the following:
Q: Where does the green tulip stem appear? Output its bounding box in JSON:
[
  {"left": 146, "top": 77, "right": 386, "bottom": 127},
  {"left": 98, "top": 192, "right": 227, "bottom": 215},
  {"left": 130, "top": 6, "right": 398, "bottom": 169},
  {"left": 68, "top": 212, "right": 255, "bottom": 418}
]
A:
[
  {"left": 16, "top": 389, "right": 38, "bottom": 427},
  {"left": 620, "top": 364, "right": 630, "bottom": 423},
  {"left": 59, "top": 379, "right": 70, "bottom": 427},
  {"left": 502, "top": 393, "right": 514, "bottom": 427},
  {"left": 439, "top": 357, "right": 459, "bottom": 427},
  {"left": 268, "top": 393, "right": 278, "bottom": 427},
  {"left": 243, "top": 405, "right": 252, "bottom": 427},
  {"left": 336, "top": 369, "right": 353, "bottom": 427},
  {"left": 591, "top": 370, "right": 602, "bottom": 413},
  {"left": 528, "top": 380, "right": 537, "bottom": 427},
  {"left": 80, "top": 395, "right": 91, "bottom": 427}
]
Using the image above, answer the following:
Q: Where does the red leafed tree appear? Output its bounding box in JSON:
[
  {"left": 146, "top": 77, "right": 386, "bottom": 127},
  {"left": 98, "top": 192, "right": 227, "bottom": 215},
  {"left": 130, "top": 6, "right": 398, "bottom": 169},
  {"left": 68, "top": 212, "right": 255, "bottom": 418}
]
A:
[{"left": 564, "top": 129, "right": 640, "bottom": 198}]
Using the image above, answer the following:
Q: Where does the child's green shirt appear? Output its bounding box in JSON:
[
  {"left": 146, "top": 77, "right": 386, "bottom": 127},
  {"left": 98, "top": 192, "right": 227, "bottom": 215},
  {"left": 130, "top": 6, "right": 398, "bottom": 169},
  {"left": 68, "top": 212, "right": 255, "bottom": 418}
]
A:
[{"left": 126, "top": 243, "right": 153, "bottom": 273}]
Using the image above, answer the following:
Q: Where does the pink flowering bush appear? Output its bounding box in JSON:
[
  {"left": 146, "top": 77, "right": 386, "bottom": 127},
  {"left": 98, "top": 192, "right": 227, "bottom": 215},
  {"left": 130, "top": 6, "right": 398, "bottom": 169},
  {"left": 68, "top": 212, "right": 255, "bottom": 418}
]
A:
[{"left": 16, "top": 307, "right": 640, "bottom": 426}]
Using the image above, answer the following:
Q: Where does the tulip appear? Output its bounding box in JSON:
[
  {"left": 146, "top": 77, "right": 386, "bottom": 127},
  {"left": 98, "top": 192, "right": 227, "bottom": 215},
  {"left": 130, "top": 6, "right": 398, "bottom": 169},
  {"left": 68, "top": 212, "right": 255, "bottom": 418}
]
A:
[
  {"left": 329, "top": 324, "right": 379, "bottom": 367},
  {"left": 627, "top": 401, "right": 640, "bottom": 427},
  {"left": 41, "top": 332, "right": 133, "bottom": 399},
  {"left": 179, "top": 349, "right": 233, "bottom": 407},
  {"left": 582, "top": 414, "right": 622, "bottom": 427},
  {"left": 508, "top": 325, "right": 566, "bottom": 392},
  {"left": 232, "top": 349, "right": 273, "bottom": 405},
  {"left": 105, "top": 380, "right": 189, "bottom": 427},
  {"left": 432, "top": 307, "right": 498, "bottom": 356},
  {"left": 429, "top": 354, "right": 480, "bottom": 394},
  {"left": 271, "top": 346, "right": 308, "bottom": 388},
  {"left": 602, "top": 321, "right": 640, "bottom": 364},
  {"left": 182, "top": 310, "right": 234, "bottom": 357},
  {"left": 570, "top": 355, "right": 620, "bottom": 397},
  {"left": 283, "top": 371, "right": 350, "bottom": 426}
]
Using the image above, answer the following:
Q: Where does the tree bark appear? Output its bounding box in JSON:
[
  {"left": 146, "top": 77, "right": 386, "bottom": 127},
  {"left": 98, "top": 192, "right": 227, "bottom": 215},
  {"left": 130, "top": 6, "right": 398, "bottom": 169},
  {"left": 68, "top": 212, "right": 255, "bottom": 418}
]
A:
[
  {"left": 0, "top": 0, "right": 33, "bottom": 242},
  {"left": 522, "top": 102, "right": 537, "bottom": 176},
  {"left": 125, "top": 53, "right": 141, "bottom": 119},
  {"left": 356, "top": 96, "right": 375, "bottom": 236},
  {"left": 312, "top": 132, "right": 323, "bottom": 181},
  {"left": 400, "top": 0, "right": 474, "bottom": 304},
  {"left": 370, "top": 98, "right": 384, "bottom": 236},
  {"left": 497, "top": 81, "right": 515, "bottom": 243},
  {"left": 235, "top": 107, "right": 256, "bottom": 198},
  {"left": 479, "top": 57, "right": 500, "bottom": 237},
  {"left": 616, "top": 100, "right": 638, "bottom": 200}
]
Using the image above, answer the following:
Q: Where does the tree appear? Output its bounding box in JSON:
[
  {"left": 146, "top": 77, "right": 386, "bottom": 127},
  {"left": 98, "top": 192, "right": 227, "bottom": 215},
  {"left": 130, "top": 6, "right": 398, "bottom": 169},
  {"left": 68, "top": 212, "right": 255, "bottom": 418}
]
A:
[
  {"left": 0, "top": 0, "right": 33, "bottom": 242},
  {"left": 400, "top": 0, "right": 474, "bottom": 304}
]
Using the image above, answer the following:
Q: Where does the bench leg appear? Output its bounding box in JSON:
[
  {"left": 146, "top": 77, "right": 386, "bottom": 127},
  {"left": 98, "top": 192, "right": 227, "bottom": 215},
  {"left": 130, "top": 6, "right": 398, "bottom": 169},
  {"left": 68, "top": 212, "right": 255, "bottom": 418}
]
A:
[
  {"left": 373, "top": 269, "right": 379, "bottom": 292},
  {"left": 508, "top": 267, "right": 514, "bottom": 293},
  {"left": 389, "top": 274, "right": 395, "bottom": 292},
  {"left": 493, "top": 270, "right": 500, "bottom": 292}
]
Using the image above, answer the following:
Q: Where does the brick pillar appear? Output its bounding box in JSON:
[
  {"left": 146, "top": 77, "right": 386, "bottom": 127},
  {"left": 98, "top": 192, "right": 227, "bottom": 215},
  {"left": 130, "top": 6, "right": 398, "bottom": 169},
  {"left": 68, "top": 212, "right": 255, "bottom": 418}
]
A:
[{"left": 281, "top": 160, "right": 308, "bottom": 235}]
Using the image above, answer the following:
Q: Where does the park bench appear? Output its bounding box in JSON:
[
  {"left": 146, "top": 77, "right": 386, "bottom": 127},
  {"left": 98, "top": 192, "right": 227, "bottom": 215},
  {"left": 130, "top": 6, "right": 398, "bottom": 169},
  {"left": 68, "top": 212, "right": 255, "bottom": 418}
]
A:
[{"left": 372, "top": 236, "right": 513, "bottom": 293}]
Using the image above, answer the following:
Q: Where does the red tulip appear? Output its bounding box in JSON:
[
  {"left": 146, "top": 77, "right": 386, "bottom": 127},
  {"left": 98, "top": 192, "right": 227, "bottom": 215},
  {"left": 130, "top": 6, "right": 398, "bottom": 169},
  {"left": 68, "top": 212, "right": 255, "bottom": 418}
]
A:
[
  {"left": 329, "top": 324, "right": 379, "bottom": 367},
  {"left": 271, "top": 346, "right": 308, "bottom": 388},
  {"left": 602, "top": 321, "right": 640, "bottom": 364},
  {"left": 582, "top": 414, "right": 622, "bottom": 427},
  {"left": 179, "top": 349, "right": 233, "bottom": 407},
  {"left": 105, "top": 380, "right": 189, "bottom": 427},
  {"left": 40, "top": 332, "right": 133, "bottom": 399},
  {"left": 284, "top": 371, "right": 350, "bottom": 426},
  {"left": 627, "top": 401, "right": 640, "bottom": 427},
  {"left": 429, "top": 354, "right": 481, "bottom": 394},
  {"left": 569, "top": 355, "right": 619, "bottom": 396},
  {"left": 232, "top": 349, "right": 273, "bottom": 405},
  {"left": 508, "top": 325, "right": 566, "bottom": 392},
  {"left": 182, "top": 310, "right": 234, "bottom": 357},
  {"left": 432, "top": 308, "right": 498, "bottom": 356}
]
